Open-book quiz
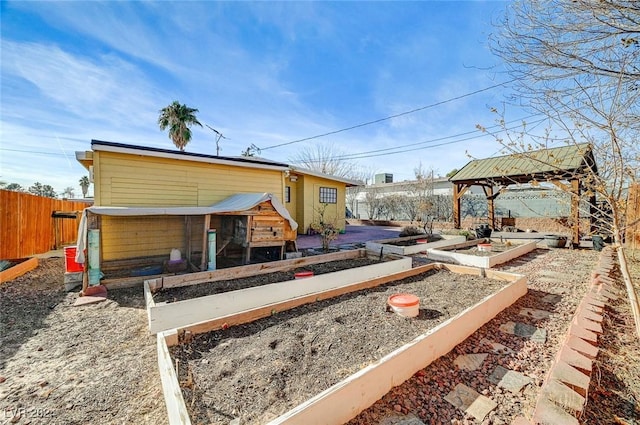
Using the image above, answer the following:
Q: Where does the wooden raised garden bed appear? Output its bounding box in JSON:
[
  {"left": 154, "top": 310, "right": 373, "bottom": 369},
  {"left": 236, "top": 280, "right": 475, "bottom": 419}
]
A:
[
  {"left": 426, "top": 239, "right": 539, "bottom": 268},
  {"left": 0, "top": 257, "right": 38, "bottom": 284},
  {"left": 153, "top": 261, "right": 527, "bottom": 425},
  {"left": 365, "top": 234, "right": 466, "bottom": 256}
]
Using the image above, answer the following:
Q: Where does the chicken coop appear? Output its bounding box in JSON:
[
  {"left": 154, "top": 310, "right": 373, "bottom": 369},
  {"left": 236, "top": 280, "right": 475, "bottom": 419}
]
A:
[{"left": 210, "top": 195, "right": 298, "bottom": 266}]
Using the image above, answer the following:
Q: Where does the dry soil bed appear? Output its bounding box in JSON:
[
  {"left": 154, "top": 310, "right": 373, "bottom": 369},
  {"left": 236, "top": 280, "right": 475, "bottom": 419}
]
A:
[
  {"left": 171, "top": 268, "right": 510, "bottom": 424},
  {"left": 0, "top": 258, "right": 167, "bottom": 425}
]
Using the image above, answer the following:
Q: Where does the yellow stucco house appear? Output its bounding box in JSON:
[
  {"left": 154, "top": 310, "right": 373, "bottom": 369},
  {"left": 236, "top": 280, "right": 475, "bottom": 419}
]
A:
[{"left": 75, "top": 140, "right": 359, "bottom": 264}]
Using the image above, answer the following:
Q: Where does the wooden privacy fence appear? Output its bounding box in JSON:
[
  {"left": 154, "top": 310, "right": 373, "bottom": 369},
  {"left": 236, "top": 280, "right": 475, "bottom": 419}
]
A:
[
  {"left": 627, "top": 183, "right": 640, "bottom": 250},
  {"left": 0, "top": 190, "right": 92, "bottom": 259}
]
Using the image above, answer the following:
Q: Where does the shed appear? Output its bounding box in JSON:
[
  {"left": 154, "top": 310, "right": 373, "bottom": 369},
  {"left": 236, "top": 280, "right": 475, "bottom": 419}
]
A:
[{"left": 75, "top": 193, "right": 298, "bottom": 285}]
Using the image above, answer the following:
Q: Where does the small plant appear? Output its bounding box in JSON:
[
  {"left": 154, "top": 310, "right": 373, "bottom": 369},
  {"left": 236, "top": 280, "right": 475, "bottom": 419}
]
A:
[
  {"left": 399, "top": 225, "right": 425, "bottom": 237},
  {"left": 311, "top": 203, "right": 340, "bottom": 252},
  {"left": 458, "top": 230, "right": 474, "bottom": 240}
]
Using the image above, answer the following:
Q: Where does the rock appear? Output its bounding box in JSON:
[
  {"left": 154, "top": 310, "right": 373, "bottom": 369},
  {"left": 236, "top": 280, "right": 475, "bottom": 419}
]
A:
[{"left": 0, "top": 377, "right": 6, "bottom": 384}]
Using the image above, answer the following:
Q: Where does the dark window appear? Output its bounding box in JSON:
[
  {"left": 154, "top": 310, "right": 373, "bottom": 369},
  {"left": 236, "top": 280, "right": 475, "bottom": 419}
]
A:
[
  {"left": 285, "top": 186, "right": 291, "bottom": 203},
  {"left": 319, "top": 187, "right": 337, "bottom": 204}
]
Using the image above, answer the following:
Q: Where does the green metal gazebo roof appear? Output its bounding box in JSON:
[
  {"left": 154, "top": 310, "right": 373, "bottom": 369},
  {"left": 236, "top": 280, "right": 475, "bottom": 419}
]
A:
[{"left": 449, "top": 143, "right": 596, "bottom": 184}]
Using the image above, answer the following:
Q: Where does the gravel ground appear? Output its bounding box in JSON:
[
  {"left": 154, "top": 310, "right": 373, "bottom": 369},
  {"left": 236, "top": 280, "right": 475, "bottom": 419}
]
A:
[{"left": 0, "top": 258, "right": 167, "bottom": 425}]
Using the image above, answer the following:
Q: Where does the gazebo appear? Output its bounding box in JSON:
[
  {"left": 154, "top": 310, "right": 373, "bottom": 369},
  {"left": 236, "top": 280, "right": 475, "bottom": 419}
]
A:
[{"left": 449, "top": 143, "right": 598, "bottom": 245}]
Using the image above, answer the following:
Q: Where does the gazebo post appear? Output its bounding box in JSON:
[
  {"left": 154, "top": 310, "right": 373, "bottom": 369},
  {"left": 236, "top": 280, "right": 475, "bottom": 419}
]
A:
[
  {"left": 571, "top": 179, "right": 581, "bottom": 246},
  {"left": 453, "top": 183, "right": 461, "bottom": 229},
  {"left": 482, "top": 185, "right": 495, "bottom": 230}
]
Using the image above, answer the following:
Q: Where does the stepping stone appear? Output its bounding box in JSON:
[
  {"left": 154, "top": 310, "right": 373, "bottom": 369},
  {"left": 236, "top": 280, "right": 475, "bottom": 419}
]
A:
[
  {"left": 444, "top": 383, "right": 497, "bottom": 422},
  {"left": 519, "top": 308, "right": 552, "bottom": 321},
  {"left": 454, "top": 353, "right": 488, "bottom": 371},
  {"left": 542, "top": 379, "right": 586, "bottom": 412},
  {"left": 500, "top": 321, "right": 547, "bottom": 343},
  {"left": 380, "top": 414, "right": 426, "bottom": 425},
  {"left": 488, "top": 365, "right": 533, "bottom": 393},
  {"left": 73, "top": 295, "right": 107, "bottom": 306},
  {"left": 479, "top": 338, "right": 514, "bottom": 355},
  {"left": 540, "top": 294, "right": 563, "bottom": 304}
]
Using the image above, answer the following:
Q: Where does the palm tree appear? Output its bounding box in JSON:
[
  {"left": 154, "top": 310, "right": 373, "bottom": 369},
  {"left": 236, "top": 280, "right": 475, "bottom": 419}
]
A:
[
  {"left": 158, "top": 101, "right": 202, "bottom": 151},
  {"left": 61, "top": 186, "right": 75, "bottom": 199},
  {"left": 79, "top": 176, "right": 90, "bottom": 198}
]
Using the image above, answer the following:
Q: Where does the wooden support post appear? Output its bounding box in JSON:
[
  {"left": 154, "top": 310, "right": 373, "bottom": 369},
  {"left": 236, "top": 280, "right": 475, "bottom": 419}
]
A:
[
  {"left": 200, "top": 214, "right": 211, "bottom": 271},
  {"left": 482, "top": 185, "right": 495, "bottom": 230},
  {"left": 571, "top": 179, "right": 581, "bottom": 246},
  {"left": 453, "top": 184, "right": 460, "bottom": 229},
  {"left": 589, "top": 194, "right": 597, "bottom": 235},
  {"left": 184, "top": 216, "right": 192, "bottom": 264}
]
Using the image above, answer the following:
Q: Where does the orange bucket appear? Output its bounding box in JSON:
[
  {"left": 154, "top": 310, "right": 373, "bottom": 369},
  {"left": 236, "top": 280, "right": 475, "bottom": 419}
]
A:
[{"left": 64, "top": 246, "right": 84, "bottom": 273}]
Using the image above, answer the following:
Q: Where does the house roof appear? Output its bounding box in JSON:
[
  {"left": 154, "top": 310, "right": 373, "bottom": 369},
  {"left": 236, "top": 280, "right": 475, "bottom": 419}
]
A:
[
  {"left": 86, "top": 140, "right": 290, "bottom": 170},
  {"left": 290, "top": 167, "right": 362, "bottom": 187},
  {"left": 449, "top": 143, "right": 596, "bottom": 185}
]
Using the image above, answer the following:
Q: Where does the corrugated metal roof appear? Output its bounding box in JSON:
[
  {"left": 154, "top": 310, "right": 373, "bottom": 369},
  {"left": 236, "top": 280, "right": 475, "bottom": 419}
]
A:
[{"left": 450, "top": 143, "right": 592, "bottom": 182}]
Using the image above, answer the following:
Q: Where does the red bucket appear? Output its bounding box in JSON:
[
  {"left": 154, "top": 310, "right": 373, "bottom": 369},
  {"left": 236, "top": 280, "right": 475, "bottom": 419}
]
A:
[
  {"left": 294, "top": 271, "right": 314, "bottom": 279},
  {"left": 64, "top": 246, "right": 84, "bottom": 273}
]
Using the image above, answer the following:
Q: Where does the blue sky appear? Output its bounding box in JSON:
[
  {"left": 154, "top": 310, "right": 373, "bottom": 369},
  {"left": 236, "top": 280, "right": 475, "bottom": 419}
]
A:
[{"left": 1, "top": 0, "right": 531, "bottom": 197}]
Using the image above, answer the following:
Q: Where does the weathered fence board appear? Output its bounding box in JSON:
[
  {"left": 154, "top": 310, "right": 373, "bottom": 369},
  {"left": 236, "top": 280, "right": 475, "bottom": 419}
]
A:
[{"left": 0, "top": 190, "right": 91, "bottom": 258}]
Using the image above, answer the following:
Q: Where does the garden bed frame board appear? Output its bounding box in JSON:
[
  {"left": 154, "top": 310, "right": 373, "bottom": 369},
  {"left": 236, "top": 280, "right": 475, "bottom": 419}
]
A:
[
  {"left": 146, "top": 248, "right": 375, "bottom": 292},
  {"left": 426, "top": 239, "right": 539, "bottom": 268},
  {"left": 146, "top": 256, "right": 413, "bottom": 335},
  {"left": 0, "top": 257, "right": 38, "bottom": 284},
  {"left": 155, "top": 262, "right": 527, "bottom": 425},
  {"left": 365, "top": 234, "right": 466, "bottom": 256}
]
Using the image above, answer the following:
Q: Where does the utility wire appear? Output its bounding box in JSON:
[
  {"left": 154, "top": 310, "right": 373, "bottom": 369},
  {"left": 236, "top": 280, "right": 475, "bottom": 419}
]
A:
[
  {"left": 259, "top": 79, "right": 517, "bottom": 151},
  {"left": 288, "top": 114, "right": 547, "bottom": 163}
]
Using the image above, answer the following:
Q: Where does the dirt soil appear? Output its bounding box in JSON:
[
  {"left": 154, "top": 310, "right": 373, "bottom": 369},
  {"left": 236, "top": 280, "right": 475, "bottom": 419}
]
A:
[
  {"left": 0, "top": 258, "right": 167, "bottom": 425},
  {"left": 1, "top": 249, "right": 638, "bottom": 425},
  {"left": 171, "top": 268, "right": 510, "bottom": 424}
]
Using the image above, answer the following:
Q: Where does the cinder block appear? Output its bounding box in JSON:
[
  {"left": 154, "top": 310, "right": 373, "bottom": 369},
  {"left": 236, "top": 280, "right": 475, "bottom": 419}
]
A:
[
  {"left": 566, "top": 335, "right": 599, "bottom": 359},
  {"left": 572, "top": 315, "right": 603, "bottom": 334},
  {"left": 597, "top": 287, "right": 618, "bottom": 301},
  {"left": 543, "top": 379, "right": 586, "bottom": 412},
  {"left": 583, "top": 294, "right": 606, "bottom": 308},
  {"left": 551, "top": 361, "right": 591, "bottom": 395},
  {"left": 560, "top": 346, "right": 593, "bottom": 372},
  {"left": 569, "top": 323, "right": 598, "bottom": 343},
  {"left": 577, "top": 306, "right": 603, "bottom": 323},
  {"left": 533, "top": 397, "right": 580, "bottom": 425}
]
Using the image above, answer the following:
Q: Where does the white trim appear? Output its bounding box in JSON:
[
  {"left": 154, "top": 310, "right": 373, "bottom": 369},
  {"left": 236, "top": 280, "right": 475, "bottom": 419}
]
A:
[
  {"left": 92, "top": 143, "right": 289, "bottom": 172},
  {"left": 290, "top": 167, "right": 362, "bottom": 186}
]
